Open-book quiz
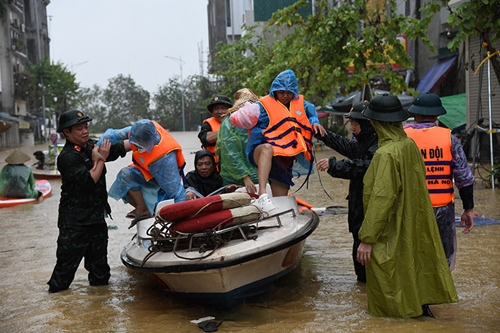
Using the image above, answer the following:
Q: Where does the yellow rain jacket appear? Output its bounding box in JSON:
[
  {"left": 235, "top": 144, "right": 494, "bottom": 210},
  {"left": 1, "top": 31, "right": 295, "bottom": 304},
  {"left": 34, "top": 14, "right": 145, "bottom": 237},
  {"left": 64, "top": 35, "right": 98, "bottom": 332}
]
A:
[{"left": 359, "top": 121, "right": 458, "bottom": 318}]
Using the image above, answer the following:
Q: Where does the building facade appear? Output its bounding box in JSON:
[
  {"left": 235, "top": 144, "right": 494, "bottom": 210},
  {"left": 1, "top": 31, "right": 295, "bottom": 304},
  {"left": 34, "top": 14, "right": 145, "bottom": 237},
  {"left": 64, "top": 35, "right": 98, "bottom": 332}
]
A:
[{"left": 0, "top": 0, "right": 50, "bottom": 148}]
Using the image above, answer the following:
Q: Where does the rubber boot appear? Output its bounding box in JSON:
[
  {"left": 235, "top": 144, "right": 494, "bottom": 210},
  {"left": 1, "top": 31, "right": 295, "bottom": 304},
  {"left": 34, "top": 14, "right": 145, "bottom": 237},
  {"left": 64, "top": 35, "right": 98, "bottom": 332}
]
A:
[{"left": 421, "top": 304, "right": 435, "bottom": 318}]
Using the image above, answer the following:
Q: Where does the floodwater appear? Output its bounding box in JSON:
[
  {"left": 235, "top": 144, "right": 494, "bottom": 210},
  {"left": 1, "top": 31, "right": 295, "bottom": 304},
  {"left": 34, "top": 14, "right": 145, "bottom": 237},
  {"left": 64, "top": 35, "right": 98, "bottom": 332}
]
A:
[{"left": 1, "top": 131, "right": 499, "bottom": 333}]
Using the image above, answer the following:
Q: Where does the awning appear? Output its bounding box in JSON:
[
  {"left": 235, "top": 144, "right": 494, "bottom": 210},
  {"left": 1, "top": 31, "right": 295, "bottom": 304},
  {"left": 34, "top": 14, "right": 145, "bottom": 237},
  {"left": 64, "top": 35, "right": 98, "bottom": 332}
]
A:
[
  {"left": 438, "top": 93, "right": 466, "bottom": 130},
  {"left": 416, "top": 56, "right": 457, "bottom": 93},
  {"left": 0, "top": 121, "right": 13, "bottom": 134},
  {"left": 0, "top": 112, "right": 30, "bottom": 129}
]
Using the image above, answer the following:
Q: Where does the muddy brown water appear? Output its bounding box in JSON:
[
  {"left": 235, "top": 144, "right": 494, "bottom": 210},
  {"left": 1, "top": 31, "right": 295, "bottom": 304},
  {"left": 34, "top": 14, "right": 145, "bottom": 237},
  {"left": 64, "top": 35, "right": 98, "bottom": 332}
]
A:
[{"left": 1, "top": 132, "right": 499, "bottom": 332}]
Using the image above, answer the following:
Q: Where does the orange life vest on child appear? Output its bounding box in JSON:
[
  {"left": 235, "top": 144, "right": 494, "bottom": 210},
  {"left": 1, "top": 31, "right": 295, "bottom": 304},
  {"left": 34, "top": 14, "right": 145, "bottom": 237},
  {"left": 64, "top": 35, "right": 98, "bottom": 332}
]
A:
[
  {"left": 405, "top": 126, "right": 454, "bottom": 207},
  {"left": 259, "top": 95, "right": 314, "bottom": 162},
  {"left": 129, "top": 121, "right": 185, "bottom": 181}
]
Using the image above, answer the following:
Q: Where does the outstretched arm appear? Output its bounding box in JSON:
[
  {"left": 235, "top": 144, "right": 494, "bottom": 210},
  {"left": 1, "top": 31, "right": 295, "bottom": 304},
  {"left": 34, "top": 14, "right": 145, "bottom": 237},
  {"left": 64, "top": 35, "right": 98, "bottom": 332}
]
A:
[{"left": 90, "top": 139, "right": 110, "bottom": 182}]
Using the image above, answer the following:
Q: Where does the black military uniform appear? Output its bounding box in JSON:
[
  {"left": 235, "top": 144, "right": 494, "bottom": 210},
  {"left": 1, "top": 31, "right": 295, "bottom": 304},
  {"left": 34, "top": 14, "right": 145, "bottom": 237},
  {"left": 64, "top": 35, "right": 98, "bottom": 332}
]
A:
[
  {"left": 315, "top": 102, "right": 378, "bottom": 283},
  {"left": 47, "top": 110, "right": 127, "bottom": 293}
]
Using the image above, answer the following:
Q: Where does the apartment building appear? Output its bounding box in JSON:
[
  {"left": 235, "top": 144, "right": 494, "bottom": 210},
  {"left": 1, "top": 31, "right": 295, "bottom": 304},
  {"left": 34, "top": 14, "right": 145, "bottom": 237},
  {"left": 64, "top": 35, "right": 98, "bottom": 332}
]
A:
[{"left": 0, "top": 0, "right": 50, "bottom": 148}]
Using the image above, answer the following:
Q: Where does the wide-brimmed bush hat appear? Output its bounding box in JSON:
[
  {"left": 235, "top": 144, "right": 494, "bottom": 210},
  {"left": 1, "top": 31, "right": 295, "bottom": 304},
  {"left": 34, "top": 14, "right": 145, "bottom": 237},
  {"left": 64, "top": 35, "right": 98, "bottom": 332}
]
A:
[
  {"left": 344, "top": 101, "right": 370, "bottom": 120},
  {"left": 207, "top": 95, "right": 233, "bottom": 113},
  {"left": 408, "top": 93, "right": 447, "bottom": 116},
  {"left": 362, "top": 93, "right": 409, "bottom": 122},
  {"left": 57, "top": 110, "right": 92, "bottom": 132}
]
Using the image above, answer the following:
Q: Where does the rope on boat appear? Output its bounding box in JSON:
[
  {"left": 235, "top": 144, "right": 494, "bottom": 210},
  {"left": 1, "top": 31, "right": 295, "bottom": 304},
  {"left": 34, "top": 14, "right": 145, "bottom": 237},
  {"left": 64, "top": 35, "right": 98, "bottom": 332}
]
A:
[
  {"left": 172, "top": 230, "right": 225, "bottom": 260},
  {"left": 312, "top": 149, "right": 333, "bottom": 200},
  {"left": 139, "top": 214, "right": 265, "bottom": 266}
]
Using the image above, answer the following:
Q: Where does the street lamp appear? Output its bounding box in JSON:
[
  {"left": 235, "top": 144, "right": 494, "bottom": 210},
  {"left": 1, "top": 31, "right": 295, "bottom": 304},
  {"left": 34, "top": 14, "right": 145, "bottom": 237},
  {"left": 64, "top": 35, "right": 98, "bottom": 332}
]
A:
[
  {"left": 164, "top": 55, "right": 185, "bottom": 131},
  {"left": 70, "top": 60, "right": 89, "bottom": 72}
]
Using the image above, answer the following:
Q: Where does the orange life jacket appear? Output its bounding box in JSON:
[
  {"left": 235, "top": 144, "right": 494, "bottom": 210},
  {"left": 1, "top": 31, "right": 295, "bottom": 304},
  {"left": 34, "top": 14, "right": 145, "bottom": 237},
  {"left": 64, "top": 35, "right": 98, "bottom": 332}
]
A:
[
  {"left": 129, "top": 121, "right": 185, "bottom": 181},
  {"left": 201, "top": 117, "right": 221, "bottom": 155},
  {"left": 259, "top": 95, "right": 314, "bottom": 162},
  {"left": 405, "top": 126, "right": 454, "bottom": 207}
]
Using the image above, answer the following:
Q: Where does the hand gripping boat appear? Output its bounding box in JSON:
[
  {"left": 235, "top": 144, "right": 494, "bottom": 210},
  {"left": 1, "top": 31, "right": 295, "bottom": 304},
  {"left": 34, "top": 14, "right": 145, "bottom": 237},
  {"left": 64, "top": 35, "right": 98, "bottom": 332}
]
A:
[{"left": 121, "top": 193, "right": 319, "bottom": 307}]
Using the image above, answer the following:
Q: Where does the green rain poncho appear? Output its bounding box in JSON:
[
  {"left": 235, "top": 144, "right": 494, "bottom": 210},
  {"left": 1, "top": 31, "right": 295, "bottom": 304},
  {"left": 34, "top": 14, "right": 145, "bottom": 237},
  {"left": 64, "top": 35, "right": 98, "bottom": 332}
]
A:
[
  {"left": 358, "top": 121, "right": 458, "bottom": 318},
  {"left": 0, "top": 164, "right": 39, "bottom": 199},
  {"left": 216, "top": 117, "right": 258, "bottom": 186}
]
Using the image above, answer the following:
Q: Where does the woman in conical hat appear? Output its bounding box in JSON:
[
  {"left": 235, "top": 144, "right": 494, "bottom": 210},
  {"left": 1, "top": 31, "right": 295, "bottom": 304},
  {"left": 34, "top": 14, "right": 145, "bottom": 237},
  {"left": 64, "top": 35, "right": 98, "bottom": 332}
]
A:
[
  {"left": 5, "top": 149, "right": 31, "bottom": 165},
  {"left": 0, "top": 150, "right": 42, "bottom": 199}
]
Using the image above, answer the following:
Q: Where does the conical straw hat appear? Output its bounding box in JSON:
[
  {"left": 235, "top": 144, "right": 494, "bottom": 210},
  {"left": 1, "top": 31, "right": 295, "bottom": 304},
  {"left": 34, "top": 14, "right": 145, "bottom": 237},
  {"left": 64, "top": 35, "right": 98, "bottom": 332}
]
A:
[{"left": 5, "top": 150, "right": 30, "bottom": 165}]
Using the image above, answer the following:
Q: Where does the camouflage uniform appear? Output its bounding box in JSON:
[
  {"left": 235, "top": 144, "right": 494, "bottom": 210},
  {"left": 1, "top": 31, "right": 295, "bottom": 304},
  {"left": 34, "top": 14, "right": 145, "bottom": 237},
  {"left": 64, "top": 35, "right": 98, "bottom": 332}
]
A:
[{"left": 47, "top": 138, "right": 126, "bottom": 292}]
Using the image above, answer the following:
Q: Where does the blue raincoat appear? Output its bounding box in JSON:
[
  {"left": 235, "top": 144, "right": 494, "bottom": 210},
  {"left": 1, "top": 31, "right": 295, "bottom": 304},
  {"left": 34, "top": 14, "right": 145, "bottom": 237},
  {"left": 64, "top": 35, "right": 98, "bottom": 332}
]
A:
[
  {"left": 97, "top": 120, "right": 186, "bottom": 214},
  {"left": 246, "top": 69, "right": 319, "bottom": 180}
]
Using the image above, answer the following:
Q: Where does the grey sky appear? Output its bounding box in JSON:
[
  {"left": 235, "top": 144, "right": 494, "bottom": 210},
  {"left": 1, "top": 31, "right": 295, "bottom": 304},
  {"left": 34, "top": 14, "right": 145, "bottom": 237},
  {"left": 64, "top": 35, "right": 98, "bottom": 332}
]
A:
[{"left": 47, "top": 1, "right": 208, "bottom": 94}]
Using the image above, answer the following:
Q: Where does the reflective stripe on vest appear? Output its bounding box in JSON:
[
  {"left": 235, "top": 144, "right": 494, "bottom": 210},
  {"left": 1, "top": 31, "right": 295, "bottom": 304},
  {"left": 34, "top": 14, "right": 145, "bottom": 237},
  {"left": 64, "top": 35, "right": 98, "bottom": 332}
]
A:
[
  {"left": 405, "top": 126, "right": 454, "bottom": 207},
  {"left": 259, "top": 95, "right": 314, "bottom": 161},
  {"left": 200, "top": 117, "right": 221, "bottom": 155},
  {"left": 130, "top": 120, "right": 185, "bottom": 181}
]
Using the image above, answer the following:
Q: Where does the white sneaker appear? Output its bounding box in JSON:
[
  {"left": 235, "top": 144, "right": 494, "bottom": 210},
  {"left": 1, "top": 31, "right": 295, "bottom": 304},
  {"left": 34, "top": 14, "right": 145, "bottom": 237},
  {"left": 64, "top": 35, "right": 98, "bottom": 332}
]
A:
[{"left": 256, "top": 193, "right": 276, "bottom": 214}]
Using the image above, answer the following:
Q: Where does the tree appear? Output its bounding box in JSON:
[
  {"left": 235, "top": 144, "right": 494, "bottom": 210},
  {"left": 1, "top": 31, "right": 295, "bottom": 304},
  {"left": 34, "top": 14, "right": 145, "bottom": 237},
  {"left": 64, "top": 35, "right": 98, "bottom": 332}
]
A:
[
  {"left": 185, "top": 74, "right": 217, "bottom": 131},
  {"left": 101, "top": 74, "right": 151, "bottom": 129},
  {"left": 15, "top": 58, "right": 80, "bottom": 125},
  {"left": 151, "top": 74, "right": 216, "bottom": 131},
  {"left": 151, "top": 77, "right": 183, "bottom": 130},
  {"left": 75, "top": 85, "right": 108, "bottom": 133},
  {"left": 211, "top": 0, "right": 429, "bottom": 106},
  {"left": 422, "top": 0, "right": 500, "bottom": 86},
  {"left": 210, "top": 24, "right": 269, "bottom": 97}
]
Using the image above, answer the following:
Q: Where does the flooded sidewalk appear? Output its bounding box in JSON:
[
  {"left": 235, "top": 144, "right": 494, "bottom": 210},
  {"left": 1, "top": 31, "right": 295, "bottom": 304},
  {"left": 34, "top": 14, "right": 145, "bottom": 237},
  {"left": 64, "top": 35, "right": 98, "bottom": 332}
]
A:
[{"left": 0, "top": 132, "right": 499, "bottom": 332}]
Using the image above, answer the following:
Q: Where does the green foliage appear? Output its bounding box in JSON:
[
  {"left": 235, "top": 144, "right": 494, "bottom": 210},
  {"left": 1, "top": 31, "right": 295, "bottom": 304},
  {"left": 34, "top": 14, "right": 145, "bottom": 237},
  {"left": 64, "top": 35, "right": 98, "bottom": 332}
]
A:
[
  {"left": 486, "top": 160, "right": 500, "bottom": 188},
  {"left": 74, "top": 73, "right": 213, "bottom": 132},
  {"left": 101, "top": 75, "right": 151, "bottom": 129},
  {"left": 74, "top": 75, "right": 151, "bottom": 132},
  {"left": 75, "top": 85, "right": 107, "bottom": 133},
  {"left": 422, "top": 0, "right": 500, "bottom": 85},
  {"left": 151, "top": 77, "right": 184, "bottom": 131},
  {"left": 211, "top": 0, "right": 427, "bottom": 107},
  {"left": 15, "top": 58, "right": 80, "bottom": 121},
  {"left": 151, "top": 74, "right": 215, "bottom": 131},
  {"left": 184, "top": 75, "right": 217, "bottom": 131},
  {"left": 210, "top": 24, "right": 269, "bottom": 98}
]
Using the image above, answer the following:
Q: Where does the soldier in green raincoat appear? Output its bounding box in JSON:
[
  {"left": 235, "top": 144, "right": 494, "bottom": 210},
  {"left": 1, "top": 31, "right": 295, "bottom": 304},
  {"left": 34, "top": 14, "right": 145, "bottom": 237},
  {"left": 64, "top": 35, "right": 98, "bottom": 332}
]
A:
[{"left": 356, "top": 94, "right": 458, "bottom": 318}]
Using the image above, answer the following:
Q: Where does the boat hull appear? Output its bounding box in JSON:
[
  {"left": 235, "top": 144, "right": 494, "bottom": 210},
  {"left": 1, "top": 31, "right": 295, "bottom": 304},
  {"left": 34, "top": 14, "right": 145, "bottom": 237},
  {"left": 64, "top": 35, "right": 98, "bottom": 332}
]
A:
[
  {"left": 121, "top": 196, "right": 319, "bottom": 306},
  {"left": 0, "top": 179, "right": 52, "bottom": 208},
  {"left": 148, "top": 241, "right": 304, "bottom": 305},
  {"left": 31, "top": 166, "right": 61, "bottom": 180}
]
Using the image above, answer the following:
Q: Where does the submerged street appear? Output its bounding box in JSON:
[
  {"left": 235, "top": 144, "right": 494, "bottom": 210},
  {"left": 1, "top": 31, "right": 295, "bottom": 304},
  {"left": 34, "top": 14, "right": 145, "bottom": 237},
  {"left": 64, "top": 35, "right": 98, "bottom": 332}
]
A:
[{"left": 1, "top": 131, "right": 499, "bottom": 332}]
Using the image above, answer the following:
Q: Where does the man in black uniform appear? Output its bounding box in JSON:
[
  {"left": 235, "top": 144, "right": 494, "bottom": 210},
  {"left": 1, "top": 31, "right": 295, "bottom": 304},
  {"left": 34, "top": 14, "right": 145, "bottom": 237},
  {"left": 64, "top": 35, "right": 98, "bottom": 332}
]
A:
[
  {"left": 315, "top": 102, "right": 378, "bottom": 283},
  {"left": 47, "top": 110, "right": 127, "bottom": 293}
]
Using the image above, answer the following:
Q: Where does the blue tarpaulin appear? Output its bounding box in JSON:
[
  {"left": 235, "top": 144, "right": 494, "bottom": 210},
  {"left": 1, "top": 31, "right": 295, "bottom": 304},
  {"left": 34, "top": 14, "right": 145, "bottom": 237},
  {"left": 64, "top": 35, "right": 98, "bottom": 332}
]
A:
[{"left": 417, "top": 56, "right": 457, "bottom": 93}]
